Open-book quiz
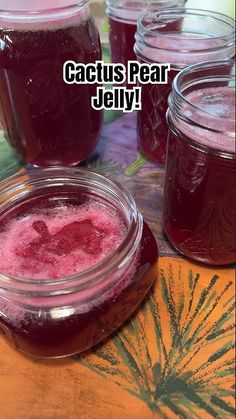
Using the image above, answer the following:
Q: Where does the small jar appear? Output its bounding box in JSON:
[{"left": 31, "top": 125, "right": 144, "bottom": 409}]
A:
[
  {"left": 163, "top": 60, "right": 235, "bottom": 266},
  {"left": 0, "top": 1, "right": 102, "bottom": 167},
  {"left": 106, "top": 0, "right": 186, "bottom": 71},
  {"left": 0, "top": 167, "right": 158, "bottom": 358},
  {"left": 134, "top": 9, "right": 235, "bottom": 165}
]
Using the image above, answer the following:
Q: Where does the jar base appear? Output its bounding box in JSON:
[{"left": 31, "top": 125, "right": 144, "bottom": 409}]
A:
[
  {"left": 2, "top": 267, "right": 157, "bottom": 359},
  {"left": 163, "top": 225, "right": 236, "bottom": 267}
]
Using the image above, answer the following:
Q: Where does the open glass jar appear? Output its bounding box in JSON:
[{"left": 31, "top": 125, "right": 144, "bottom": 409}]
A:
[
  {"left": 106, "top": 0, "right": 186, "bottom": 75},
  {"left": 163, "top": 60, "right": 235, "bottom": 266},
  {"left": 0, "top": 1, "right": 102, "bottom": 167},
  {"left": 134, "top": 9, "right": 235, "bottom": 164},
  {"left": 0, "top": 168, "right": 158, "bottom": 358}
]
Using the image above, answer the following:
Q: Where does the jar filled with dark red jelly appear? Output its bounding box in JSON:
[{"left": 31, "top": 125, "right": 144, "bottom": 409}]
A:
[
  {"left": 106, "top": 0, "right": 186, "bottom": 71},
  {"left": 0, "top": 1, "right": 102, "bottom": 166},
  {"left": 134, "top": 9, "right": 235, "bottom": 165},
  {"left": 163, "top": 60, "right": 235, "bottom": 266},
  {"left": 0, "top": 168, "right": 158, "bottom": 358}
]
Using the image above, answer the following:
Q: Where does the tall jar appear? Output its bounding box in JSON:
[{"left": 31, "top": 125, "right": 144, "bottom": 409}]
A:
[
  {"left": 163, "top": 60, "right": 235, "bottom": 266},
  {"left": 134, "top": 9, "right": 235, "bottom": 165},
  {"left": 0, "top": 1, "right": 102, "bottom": 167},
  {"left": 0, "top": 167, "right": 158, "bottom": 358},
  {"left": 106, "top": 0, "right": 186, "bottom": 73}
]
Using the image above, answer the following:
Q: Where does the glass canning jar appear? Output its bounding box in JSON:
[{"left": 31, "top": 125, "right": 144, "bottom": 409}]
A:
[
  {"left": 0, "top": 167, "right": 158, "bottom": 358},
  {"left": 106, "top": 0, "right": 186, "bottom": 77},
  {"left": 134, "top": 9, "right": 235, "bottom": 165},
  {"left": 0, "top": 1, "right": 102, "bottom": 167},
  {"left": 163, "top": 60, "right": 235, "bottom": 266}
]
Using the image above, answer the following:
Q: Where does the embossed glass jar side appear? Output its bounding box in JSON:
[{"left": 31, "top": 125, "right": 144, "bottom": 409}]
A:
[{"left": 163, "top": 60, "right": 235, "bottom": 265}]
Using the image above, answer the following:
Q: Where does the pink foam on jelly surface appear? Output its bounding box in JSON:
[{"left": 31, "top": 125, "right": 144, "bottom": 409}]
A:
[{"left": 0, "top": 201, "right": 127, "bottom": 280}]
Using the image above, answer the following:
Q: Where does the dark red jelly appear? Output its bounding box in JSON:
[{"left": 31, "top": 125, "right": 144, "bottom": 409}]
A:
[{"left": 0, "top": 8, "right": 102, "bottom": 166}]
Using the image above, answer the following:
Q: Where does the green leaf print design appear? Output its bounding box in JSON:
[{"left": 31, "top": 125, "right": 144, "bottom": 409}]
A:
[
  {"left": 76, "top": 262, "right": 235, "bottom": 418},
  {"left": 0, "top": 132, "right": 23, "bottom": 181}
]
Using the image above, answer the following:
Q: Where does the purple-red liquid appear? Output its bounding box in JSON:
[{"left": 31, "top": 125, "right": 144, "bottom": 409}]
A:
[
  {"left": 163, "top": 87, "right": 235, "bottom": 265},
  {"left": 108, "top": 5, "right": 184, "bottom": 73},
  {"left": 0, "top": 13, "right": 102, "bottom": 166},
  {"left": 138, "top": 69, "right": 177, "bottom": 165},
  {"left": 0, "top": 193, "right": 158, "bottom": 357},
  {"left": 109, "top": 18, "right": 136, "bottom": 67},
  {"left": 108, "top": 16, "right": 182, "bottom": 163}
]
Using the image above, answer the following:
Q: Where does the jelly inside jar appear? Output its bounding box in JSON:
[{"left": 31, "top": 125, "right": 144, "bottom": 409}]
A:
[
  {"left": 0, "top": 191, "right": 158, "bottom": 357},
  {"left": 163, "top": 86, "right": 235, "bottom": 265},
  {"left": 0, "top": 10, "right": 102, "bottom": 166},
  {"left": 0, "top": 198, "right": 127, "bottom": 279}
]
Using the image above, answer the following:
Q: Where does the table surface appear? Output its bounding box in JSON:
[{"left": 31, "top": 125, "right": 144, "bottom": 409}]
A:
[{"left": 0, "top": 41, "right": 235, "bottom": 418}]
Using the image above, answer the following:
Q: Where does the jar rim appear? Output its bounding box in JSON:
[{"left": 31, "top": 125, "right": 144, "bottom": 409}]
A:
[
  {"left": 106, "top": 0, "right": 186, "bottom": 11},
  {"left": 167, "top": 110, "right": 236, "bottom": 159},
  {"left": 168, "top": 59, "right": 235, "bottom": 157},
  {"left": 0, "top": 167, "right": 143, "bottom": 294},
  {"left": 106, "top": 0, "right": 186, "bottom": 22},
  {"left": 137, "top": 8, "right": 235, "bottom": 43},
  {"left": 0, "top": 1, "right": 88, "bottom": 22}
]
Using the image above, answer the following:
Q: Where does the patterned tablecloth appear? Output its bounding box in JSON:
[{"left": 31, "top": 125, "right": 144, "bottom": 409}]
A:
[{"left": 0, "top": 51, "right": 235, "bottom": 418}]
